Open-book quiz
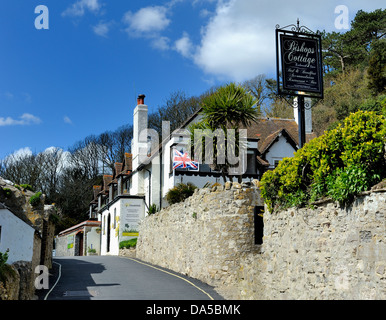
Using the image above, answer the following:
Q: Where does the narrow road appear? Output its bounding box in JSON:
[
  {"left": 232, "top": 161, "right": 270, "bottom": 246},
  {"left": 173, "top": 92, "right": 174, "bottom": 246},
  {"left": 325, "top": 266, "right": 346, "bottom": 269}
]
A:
[{"left": 44, "top": 256, "right": 224, "bottom": 300}]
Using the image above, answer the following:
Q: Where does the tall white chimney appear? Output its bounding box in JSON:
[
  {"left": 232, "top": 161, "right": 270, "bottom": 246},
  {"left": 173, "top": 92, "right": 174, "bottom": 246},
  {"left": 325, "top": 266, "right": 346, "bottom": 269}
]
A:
[
  {"left": 132, "top": 94, "right": 148, "bottom": 171},
  {"left": 131, "top": 94, "right": 148, "bottom": 196}
]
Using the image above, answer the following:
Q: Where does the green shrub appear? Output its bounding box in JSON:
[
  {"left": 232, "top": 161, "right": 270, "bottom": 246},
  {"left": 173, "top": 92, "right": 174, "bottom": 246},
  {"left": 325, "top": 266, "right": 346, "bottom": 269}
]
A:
[
  {"left": 166, "top": 182, "right": 197, "bottom": 205},
  {"left": 0, "top": 249, "right": 9, "bottom": 271},
  {"left": 1, "top": 188, "right": 12, "bottom": 198},
  {"left": 0, "top": 249, "right": 14, "bottom": 283},
  {"left": 147, "top": 203, "right": 158, "bottom": 215},
  {"left": 359, "top": 95, "right": 386, "bottom": 116},
  {"left": 260, "top": 111, "right": 386, "bottom": 212},
  {"left": 20, "top": 184, "right": 34, "bottom": 192},
  {"left": 119, "top": 238, "right": 137, "bottom": 249},
  {"left": 29, "top": 192, "right": 42, "bottom": 207}
]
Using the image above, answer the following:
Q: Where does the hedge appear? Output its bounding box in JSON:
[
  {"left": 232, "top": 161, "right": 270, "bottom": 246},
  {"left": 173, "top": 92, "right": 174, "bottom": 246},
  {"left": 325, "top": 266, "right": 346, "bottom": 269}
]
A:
[
  {"left": 166, "top": 182, "right": 197, "bottom": 205},
  {"left": 260, "top": 111, "right": 386, "bottom": 212}
]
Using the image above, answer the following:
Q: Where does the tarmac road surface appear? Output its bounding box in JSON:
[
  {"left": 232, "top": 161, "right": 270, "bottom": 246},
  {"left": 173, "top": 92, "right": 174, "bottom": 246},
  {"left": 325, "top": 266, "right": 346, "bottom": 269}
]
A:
[{"left": 42, "top": 256, "right": 224, "bottom": 300}]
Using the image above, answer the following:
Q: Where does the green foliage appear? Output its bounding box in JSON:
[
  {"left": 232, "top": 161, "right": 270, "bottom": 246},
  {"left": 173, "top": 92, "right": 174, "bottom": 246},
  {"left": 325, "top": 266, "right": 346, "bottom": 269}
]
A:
[
  {"left": 147, "top": 203, "right": 158, "bottom": 215},
  {"left": 359, "top": 95, "right": 386, "bottom": 117},
  {"left": 1, "top": 188, "right": 12, "bottom": 198},
  {"left": 316, "top": 9, "right": 386, "bottom": 135},
  {"left": 260, "top": 111, "right": 386, "bottom": 212},
  {"left": 0, "top": 249, "right": 9, "bottom": 271},
  {"left": 119, "top": 238, "right": 137, "bottom": 249},
  {"left": 166, "top": 182, "right": 197, "bottom": 205},
  {"left": 368, "top": 39, "right": 386, "bottom": 95},
  {"left": 0, "top": 249, "right": 15, "bottom": 283},
  {"left": 189, "top": 83, "right": 259, "bottom": 182},
  {"left": 322, "top": 9, "right": 386, "bottom": 75},
  {"left": 200, "top": 82, "right": 259, "bottom": 129},
  {"left": 29, "top": 192, "right": 42, "bottom": 207},
  {"left": 325, "top": 165, "right": 373, "bottom": 204},
  {"left": 49, "top": 212, "right": 60, "bottom": 225},
  {"left": 323, "top": 68, "right": 371, "bottom": 120},
  {"left": 20, "top": 184, "right": 34, "bottom": 192}
]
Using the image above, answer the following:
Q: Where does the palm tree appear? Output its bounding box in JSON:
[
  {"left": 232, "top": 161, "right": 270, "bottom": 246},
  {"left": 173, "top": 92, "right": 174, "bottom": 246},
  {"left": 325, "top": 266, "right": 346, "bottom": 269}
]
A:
[
  {"left": 201, "top": 82, "right": 259, "bottom": 129},
  {"left": 189, "top": 83, "right": 260, "bottom": 182}
]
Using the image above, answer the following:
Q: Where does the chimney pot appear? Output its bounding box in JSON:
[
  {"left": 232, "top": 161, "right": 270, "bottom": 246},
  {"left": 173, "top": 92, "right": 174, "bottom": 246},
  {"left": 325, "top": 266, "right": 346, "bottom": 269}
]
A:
[{"left": 137, "top": 94, "right": 146, "bottom": 105}]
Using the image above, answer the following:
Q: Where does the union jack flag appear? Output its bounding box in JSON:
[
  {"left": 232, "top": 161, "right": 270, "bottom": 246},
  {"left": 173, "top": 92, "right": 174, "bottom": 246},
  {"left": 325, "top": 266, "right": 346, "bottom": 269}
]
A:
[{"left": 173, "top": 149, "right": 198, "bottom": 170}]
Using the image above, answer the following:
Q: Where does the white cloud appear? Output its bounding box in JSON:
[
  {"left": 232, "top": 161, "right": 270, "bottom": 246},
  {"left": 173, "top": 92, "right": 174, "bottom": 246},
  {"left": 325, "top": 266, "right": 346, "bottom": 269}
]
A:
[
  {"left": 123, "top": 6, "right": 171, "bottom": 35},
  {"left": 93, "top": 21, "right": 111, "bottom": 37},
  {"left": 63, "top": 116, "right": 73, "bottom": 125},
  {"left": 174, "top": 32, "right": 194, "bottom": 58},
  {"left": 151, "top": 37, "right": 171, "bottom": 51},
  {"left": 192, "top": 0, "right": 282, "bottom": 81},
  {"left": 176, "top": 0, "right": 386, "bottom": 82},
  {"left": 0, "top": 113, "right": 42, "bottom": 127},
  {"left": 62, "top": 0, "right": 102, "bottom": 17},
  {"left": 199, "top": 8, "right": 212, "bottom": 18}
]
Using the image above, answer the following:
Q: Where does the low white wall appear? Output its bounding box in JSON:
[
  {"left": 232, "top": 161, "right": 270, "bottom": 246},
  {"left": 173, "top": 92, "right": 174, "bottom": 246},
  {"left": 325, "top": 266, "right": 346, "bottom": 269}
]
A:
[{"left": 0, "top": 209, "right": 35, "bottom": 264}]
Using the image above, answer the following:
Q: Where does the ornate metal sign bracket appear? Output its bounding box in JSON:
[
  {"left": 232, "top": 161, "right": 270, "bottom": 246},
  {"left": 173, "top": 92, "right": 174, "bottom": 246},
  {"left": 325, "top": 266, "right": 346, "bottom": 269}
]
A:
[
  {"left": 276, "top": 18, "right": 320, "bottom": 35},
  {"left": 275, "top": 19, "right": 324, "bottom": 148}
]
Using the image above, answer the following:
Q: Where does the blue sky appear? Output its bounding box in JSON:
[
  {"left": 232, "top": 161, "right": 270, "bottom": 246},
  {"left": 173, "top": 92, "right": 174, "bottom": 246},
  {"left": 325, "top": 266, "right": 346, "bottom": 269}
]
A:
[{"left": 0, "top": 0, "right": 384, "bottom": 160}]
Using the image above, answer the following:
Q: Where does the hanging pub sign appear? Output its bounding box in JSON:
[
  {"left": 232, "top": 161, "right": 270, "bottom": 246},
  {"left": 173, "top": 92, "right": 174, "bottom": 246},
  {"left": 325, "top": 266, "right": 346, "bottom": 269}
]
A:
[{"left": 276, "top": 23, "right": 323, "bottom": 99}]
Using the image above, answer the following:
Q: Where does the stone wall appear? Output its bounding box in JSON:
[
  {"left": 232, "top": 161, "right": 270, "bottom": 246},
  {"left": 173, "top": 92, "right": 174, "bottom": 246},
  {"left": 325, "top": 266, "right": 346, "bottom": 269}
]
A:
[
  {"left": 56, "top": 234, "right": 75, "bottom": 257},
  {"left": 136, "top": 183, "right": 386, "bottom": 300},
  {"left": 137, "top": 182, "right": 263, "bottom": 286},
  {"left": 236, "top": 189, "right": 386, "bottom": 300},
  {"left": 0, "top": 265, "right": 20, "bottom": 300}
]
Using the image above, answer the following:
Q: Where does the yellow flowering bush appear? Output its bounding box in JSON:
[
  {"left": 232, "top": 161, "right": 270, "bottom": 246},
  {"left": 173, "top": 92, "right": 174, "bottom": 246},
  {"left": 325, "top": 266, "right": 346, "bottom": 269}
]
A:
[{"left": 260, "top": 111, "right": 386, "bottom": 212}]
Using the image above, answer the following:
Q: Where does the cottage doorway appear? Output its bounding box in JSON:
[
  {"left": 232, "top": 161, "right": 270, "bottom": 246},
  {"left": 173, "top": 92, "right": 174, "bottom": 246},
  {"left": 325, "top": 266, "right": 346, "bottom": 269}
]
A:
[
  {"left": 76, "top": 231, "right": 84, "bottom": 256},
  {"left": 106, "top": 213, "right": 111, "bottom": 253}
]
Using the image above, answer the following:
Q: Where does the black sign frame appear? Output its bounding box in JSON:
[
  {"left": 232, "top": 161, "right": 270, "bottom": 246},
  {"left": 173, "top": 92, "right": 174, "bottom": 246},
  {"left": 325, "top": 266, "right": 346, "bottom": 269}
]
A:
[{"left": 276, "top": 28, "right": 323, "bottom": 99}]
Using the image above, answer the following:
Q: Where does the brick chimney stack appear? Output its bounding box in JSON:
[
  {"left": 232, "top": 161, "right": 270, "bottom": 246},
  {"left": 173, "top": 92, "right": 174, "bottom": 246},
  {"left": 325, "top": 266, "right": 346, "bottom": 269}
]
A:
[{"left": 137, "top": 94, "right": 146, "bottom": 105}]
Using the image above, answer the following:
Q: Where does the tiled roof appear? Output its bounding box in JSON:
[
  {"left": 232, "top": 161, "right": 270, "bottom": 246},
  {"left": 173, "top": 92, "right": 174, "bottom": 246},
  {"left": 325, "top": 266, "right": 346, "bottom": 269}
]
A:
[
  {"left": 58, "top": 220, "right": 101, "bottom": 237},
  {"left": 117, "top": 153, "right": 132, "bottom": 176},
  {"left": 102, "top": 175, "right": 113, "bottom": 192},
  {"left": 240, "top": 117, "right": 316, "bottom": 154}
]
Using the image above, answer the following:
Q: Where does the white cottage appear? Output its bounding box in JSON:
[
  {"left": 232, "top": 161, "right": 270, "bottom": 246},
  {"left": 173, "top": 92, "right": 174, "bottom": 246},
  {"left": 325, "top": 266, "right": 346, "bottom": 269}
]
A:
[
  {"left": 55, "top": 220, "right": 101, "bottom": 256},
  {"left": 90, "top": 94, "right": 314, "bottom": 255},
  {"left": 0, "top": 203, "right": 37, "bottom": 264}
]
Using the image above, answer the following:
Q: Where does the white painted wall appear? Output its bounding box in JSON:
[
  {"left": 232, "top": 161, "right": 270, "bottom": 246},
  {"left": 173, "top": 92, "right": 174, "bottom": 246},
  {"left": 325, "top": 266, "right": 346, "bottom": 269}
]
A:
[
  {"left": 265, "top": 134, "right": 297, "bottom": 168},
  {"left": 86, "top": 227, "right": 101, "bottom": 256},
  {"left": 100, "top": 208, "right": 108, "bottom": 255},
  {"left": 100, "top": 201, "right": 120, "bottom": 256},
  {"left": 0, "top": 209, "right": 35, "bottom": 264},
  {"left": 162, "top": 137, "right": 176, "bottom": 199},
  {"left": 100, "top": 197, "right": 145, "bottom": 256}
]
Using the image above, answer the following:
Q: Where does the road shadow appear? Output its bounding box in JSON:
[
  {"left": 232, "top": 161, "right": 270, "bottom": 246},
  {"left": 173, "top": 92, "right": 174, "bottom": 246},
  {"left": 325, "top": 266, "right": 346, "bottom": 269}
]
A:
[{"left": 41, "top": 257, "right": 120, "bottom": 300}]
